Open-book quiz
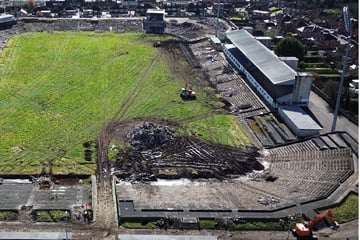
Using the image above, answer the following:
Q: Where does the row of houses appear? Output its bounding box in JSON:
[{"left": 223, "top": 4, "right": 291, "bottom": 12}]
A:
[
  {"left": 246, "top": 4, "right": 359, "bottom": 65},
  {"left": 1, "top": 0, "right": 157, "bottom": 17},
  {"left": 0, "top": 0, "right": 240, "bottom": 17}
]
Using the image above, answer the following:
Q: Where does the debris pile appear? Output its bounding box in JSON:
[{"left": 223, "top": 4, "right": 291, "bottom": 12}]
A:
[
  {"left": 114, "top": 134, "right": 264, "bottom": 181},
  {"left": 246, "top": 170, "right": 265, "bottom": 182},
  {"left": 31, "top": 176, "right": 54, "bottom": 190},
  {"left": 128, "top": 122, "right": 174, "bottom": 151},
  {"left": 257, "top": 196, "right": 280, "bottom": 206}
]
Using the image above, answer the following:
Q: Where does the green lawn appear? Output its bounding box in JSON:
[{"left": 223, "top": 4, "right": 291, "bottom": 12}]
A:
[
  {"left": 121, "top": 220, "right": 158, "bottom": 229},
  {"left": 320, "top": 193, "right": 358, "bottom": 223},
  {"left": 0, "top": 32, "right": 252, "bottom": 175}
]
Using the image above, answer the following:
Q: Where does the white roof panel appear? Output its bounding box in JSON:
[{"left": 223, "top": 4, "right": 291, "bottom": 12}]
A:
[{"left": 279, "top": 105, "right": 323, "bottom": 131}]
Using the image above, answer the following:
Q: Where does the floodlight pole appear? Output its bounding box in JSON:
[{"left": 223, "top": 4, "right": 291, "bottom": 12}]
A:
[
  {"left": 331, "top": 6, "right": 351, "bottom": 132},
  {"left": 215, "top": 0, "right": 221, "bottom": 37}
]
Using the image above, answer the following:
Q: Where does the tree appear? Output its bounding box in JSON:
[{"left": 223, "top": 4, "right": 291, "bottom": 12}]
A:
[{"left": 275, "top": 36, "right": 306, "bottom": 60}]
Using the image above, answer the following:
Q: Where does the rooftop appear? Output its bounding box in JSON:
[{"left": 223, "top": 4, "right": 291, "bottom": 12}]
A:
[
  {"left": 279, "top": 105, "right": 323, "bottom": 131},
  {"left": 146, "top": 9, "right": 166, "bottom": 14},
  {"left": 226, "top": 29, "right": 297, "bottom": 85}
]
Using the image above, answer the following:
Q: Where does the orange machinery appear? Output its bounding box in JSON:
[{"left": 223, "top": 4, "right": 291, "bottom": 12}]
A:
[{"left": 294, "top": 210, "right": 338, "bottom": 239}]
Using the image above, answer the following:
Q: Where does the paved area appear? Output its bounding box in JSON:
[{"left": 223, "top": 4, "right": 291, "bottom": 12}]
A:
[
  {"left": 0, "top": 183, "right": 90, "bottom": 211},
  {"left": 0, "top": 183, "right": 33, "bottom": 210},
  {"left": 31, "top": 185, "right": 87, "bottom": 210},
  {"left": 0, "top": 232, "right": 70, "bottom": 240},
  {"left": 308, "top": 91, "right": 358, "bottom": 140},
  {"left": 116, "top": 178, "right": 285, "bottom": 212}
]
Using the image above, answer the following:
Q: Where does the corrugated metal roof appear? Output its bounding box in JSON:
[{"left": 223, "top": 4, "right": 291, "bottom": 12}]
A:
[
  {"left": 225, "top": 46, "right": 293, "bottom": 99},
  {"left": 226, "top": 29, "right": 296, "bottom": 85}
]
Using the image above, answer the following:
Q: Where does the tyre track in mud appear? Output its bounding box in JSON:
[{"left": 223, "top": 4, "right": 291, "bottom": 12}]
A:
[
  {"left": 113, "top": 136, "right": 262, "bottom": 181},
  {"left": 95, "top": 50, "right": 163, "bottom": 228},
  {"left": 108, "top": 40, "right": 264, "bottom": 181},
  {"left": 113, "top": 52, "right": 163, "bottom": 122}
]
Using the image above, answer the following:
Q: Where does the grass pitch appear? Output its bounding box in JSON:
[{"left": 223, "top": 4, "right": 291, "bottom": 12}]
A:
[{"left": 0, "top": 31, "right": 251, "bottom": 175}]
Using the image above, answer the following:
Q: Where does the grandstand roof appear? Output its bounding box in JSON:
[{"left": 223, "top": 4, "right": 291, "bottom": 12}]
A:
[
  {"left": 225, "top": 45, "right": 293, "bottom": 99},
  {"left": 226, "top": 29, "right": 296, "bottom": 85}
]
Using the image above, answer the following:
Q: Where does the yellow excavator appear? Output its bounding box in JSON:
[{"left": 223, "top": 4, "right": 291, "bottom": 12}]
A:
[
  {"left": 180, "top": 82, "right": 196, "bottom": 100},
  {"left": 293, "top": 210, "right": 339, "bottom": 239}
]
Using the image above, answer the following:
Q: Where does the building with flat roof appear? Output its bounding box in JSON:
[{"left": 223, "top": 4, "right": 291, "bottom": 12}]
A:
[
  {"left": 223, "top": 29, "right": 312, "bottom": 108},
  {"left": 278, "top": 105, "right": 322, "bottom": 137},
  {"left": 223, "top": 29, "right": 320, "bottom": 138}
]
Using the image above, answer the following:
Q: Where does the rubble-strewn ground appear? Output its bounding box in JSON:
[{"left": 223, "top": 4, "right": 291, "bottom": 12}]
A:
[
  {"left": 113, "top": 121, "right": 263, "bottom": 181},
  {"left": 0, "top": 17, "right": 358, "bottom": 240}
]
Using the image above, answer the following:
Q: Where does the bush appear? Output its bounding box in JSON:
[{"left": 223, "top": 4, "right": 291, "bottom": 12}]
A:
[
  {"left": 229, "top": 221, "right": 284, "bottom": 231},
  {"left": 199, "top": 219, "right": 216, "bottom": 229},
  {"left": 121, "top": 220, "right": 158, "bottom": 229},
  {"left": 0, "top": 211, "right": 17, "bottom": 221},
  {"left": 35, "top": 210, "right": 68, "bottom": 222}
]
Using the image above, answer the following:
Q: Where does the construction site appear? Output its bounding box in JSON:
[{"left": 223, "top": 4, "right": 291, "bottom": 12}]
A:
[{"left": 0, "top": 16, "right": 358, "bottom": 240}]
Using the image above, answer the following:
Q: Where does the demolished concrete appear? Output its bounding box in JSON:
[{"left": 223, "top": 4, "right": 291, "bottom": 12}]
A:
[{"left": 113, "top": 122, "right": 264, "bottom": 182}]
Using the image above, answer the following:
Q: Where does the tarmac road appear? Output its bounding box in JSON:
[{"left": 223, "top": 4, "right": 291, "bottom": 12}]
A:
[{"left": 308, "top": 91, "right": 358, "bottom": 141}]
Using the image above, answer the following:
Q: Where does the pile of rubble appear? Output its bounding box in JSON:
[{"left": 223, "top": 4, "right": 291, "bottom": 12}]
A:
[
  {"left": 127, "top": 122, "right": 174, "bottom": 151},
  {"left": 114, "top": 133, "right": 263, "bottom": 181},
  {"left": 246, "top": 170, "right": 278, "bottom": 182},
  {"left": 30, "top": 176, "right": 54, "bottom": 190},
  {"left": 257, "top": 196, "right": 280, "bottom": 206}
]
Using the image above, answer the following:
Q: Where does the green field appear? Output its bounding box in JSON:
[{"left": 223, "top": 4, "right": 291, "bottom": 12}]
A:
[{"left": 0, "top": 32, "right": 251, "bottom": 175}]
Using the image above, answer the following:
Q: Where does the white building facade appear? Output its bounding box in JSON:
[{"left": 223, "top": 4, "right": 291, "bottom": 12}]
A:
[{"left": 224, "top": 29, "right": 312, "bottom": 109}]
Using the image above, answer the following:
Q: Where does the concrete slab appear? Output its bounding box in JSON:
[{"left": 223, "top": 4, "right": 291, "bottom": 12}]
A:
[
  {"left": 0, "top": 232, "right": 71, "bottom": 239},
  {"left": 0, "top": 183, "right": 33, "bottom": 210},
  {"left": 0, "top": 183, "right": 90, "bottom": 211},
  {"left": 30, "top": 185, "right": 90, "bottom": 210},
  {"left": 116, "top": 178, "right": 286, "bottom": 215}
]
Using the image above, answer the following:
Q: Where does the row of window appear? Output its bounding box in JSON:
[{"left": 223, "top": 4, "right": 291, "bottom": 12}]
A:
[{"left": 224, "top": 48, "right": 274, "bottom": 107}]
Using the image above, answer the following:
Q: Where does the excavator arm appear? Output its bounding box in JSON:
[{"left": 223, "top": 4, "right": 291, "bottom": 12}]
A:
[
  {"left": 294, "top": 210, "right": 336, "bottom": 239},
  {"left": 308, "top": 210, "right": 334, "bottom": 229}
]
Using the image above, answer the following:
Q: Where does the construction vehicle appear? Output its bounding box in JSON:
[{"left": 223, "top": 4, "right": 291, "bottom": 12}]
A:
[
  {"left": 180, "top": 82, "right": 196, "bottom": 100},
  {"left": 293, "top": 210, "right": 339, "bottom": 239}
]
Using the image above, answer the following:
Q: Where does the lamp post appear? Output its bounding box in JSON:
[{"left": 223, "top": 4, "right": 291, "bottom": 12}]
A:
[
  {"left": 331, "top": 6, "right": 352, "bottom": 132},
  {"left": 215, "top": 0, "right": 221, "bottom": 37},
  {"left": 65, "top": 210, "right": 69, "bottom": 240}
]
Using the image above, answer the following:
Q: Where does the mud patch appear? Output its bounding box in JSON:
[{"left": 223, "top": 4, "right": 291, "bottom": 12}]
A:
[{"left": 112, "top": 122, "right": 263, "bottom": 181}]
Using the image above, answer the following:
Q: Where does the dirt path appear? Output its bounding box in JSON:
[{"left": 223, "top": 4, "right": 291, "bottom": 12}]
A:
[{"left": 94, "top": 40, "right": 163, "bottom": 228}]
